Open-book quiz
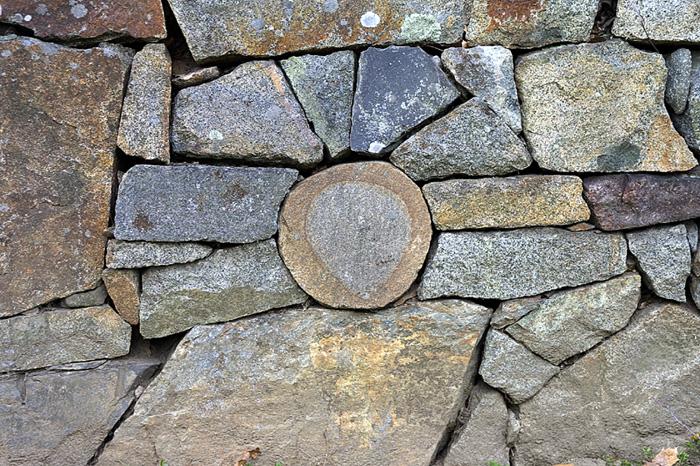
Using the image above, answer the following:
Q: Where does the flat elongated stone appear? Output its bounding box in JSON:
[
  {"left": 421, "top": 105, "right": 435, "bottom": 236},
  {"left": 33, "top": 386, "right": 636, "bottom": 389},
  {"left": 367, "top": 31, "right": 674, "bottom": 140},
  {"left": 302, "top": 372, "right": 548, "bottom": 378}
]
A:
[
  {"left": 0, "top": 306, "right": 131, "bottom": 372},
  {"left": 419, "top": 228, "right": 627, "bottom": 301},
  {"left": 665, "top": 49, "right": 692, "bottom": 114},
  {"left": 140, "top": 240, "right": 307, "bottom": 338},
  {"left": 106, "top": 240, "right": 212, "bottom": 268},
  {"left": 102, "top": 269, "right": 141, "bottom": 325},
  {"left": 583, "top": 174, "right": 700, "bottom": 231},
  {"left": 114, "top": 165, "right": 297, "bottom": 243},
  {"left": 504, "top": 273, "right": 641, "bottom": 364},
  {"left": 673, "top": 55, "right": 700, "bottom": 152},
  {"left": 516, "top": 40, "right": 696, "bottom": 173},
  {"left": 279, "top": 162, "right": 431, "bottom": 309},
  {"left": 171, "top": 61, "right": 323, "bottom": 167},
  {"left": 98, "top": 300, "right": 491, "bottom": 466},
  {"left": 351, "top": 46, "right": 459, "bottom": 154},
  {"left": 0, "top": 37, "right": 130, "bottom": 317},
  {"left": 281, "top": 51, "right": 355, "bottom": 159},
  {"left": 613, "top": 0, "right": 700, "bottom": 45},
  {"left": 390, "top": 99, "right": 532, "bottom": 181},
  {"left": 60, "top": 283, "right": 108, "bottom": 308},
  {"left": 423, "top": 175, "right": 590, "bottom": 230}
]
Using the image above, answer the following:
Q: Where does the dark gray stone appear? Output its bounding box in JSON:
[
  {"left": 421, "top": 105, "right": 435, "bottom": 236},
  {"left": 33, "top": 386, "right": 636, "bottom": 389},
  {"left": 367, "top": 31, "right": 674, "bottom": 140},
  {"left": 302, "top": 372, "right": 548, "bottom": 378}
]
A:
[
  {"left": 106, "top": 240, "right": 213, "bottom": 268},
  {"left": 60, "top": 283, "right": 108, "bottom": 308},
  {"left": 664, "top": 49, "right": 692, "bottom": 114},
  {"left": 673, "top": 53, "right": 700, "bottom": 152}
]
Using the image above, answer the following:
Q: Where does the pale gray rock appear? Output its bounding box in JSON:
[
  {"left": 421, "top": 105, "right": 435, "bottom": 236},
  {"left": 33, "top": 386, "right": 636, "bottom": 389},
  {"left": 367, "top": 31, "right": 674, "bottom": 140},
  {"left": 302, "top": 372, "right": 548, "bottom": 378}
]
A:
[
  {"left": 673, "top": 54, "right": 700, "bottom": 152},
  {"left": 614, "top": 0, "right": 700, "bottom": 44},
  {"left": 114, "top": 164, "right": 297, "bottom": 243},
  {"left": 60, "top": 283, "right": 108, "bottom": 308},
  {"left": 140, "top": 240, "right": 307, "bottom": 338},
  {"left": 172, "top": 66, "right": 220, "bottom": 89},
  {"left": 106, "top": 240, "right": 213, "bottom": 269},
  {"left": 665, "top": 49, "right": 692, "bottom": 114},
  {"left": 685, "top": 221, "right": 698, "bottom": 254},
  {"left": 492, "top": 296, "right": 540, "bottom": 329}
]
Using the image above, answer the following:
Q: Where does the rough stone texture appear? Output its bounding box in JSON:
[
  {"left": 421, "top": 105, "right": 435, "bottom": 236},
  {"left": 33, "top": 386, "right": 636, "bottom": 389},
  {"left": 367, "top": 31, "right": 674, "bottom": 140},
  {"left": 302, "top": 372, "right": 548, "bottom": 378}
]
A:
[
  {"left": 98, "top": 300, "right": 491, "bottom": 466},
  {"left": 664, "top": 49, "right": 692, "bottom": 114},
  {"left": 441, "top": 46, "right": 522, "bottom": 132},
  {"left": 673, "top": 55, "right": 700, "bottom": 152},
  {"left": 479, "top": 329, "right": 559, "bottom": 404},
  {"left": 504, "top": 273, "right": 641, "bottom": 364},
  {"left": 60, "top": 283, "right": 108, "bottom": 308},
  {"left": 171, "top": 61, "right": 323, "bottom": 168},
  {"left": 515, "top": 302, "right": 700, "bottom": 465},
  {"left": 0, "top": 37, "right": 130, "bottom": 317},
  {"left": 464, "top": 0, "right": 599, "bottom": 48},
  {"left": 423, "top": 175, "right": 590, "bottom": 230},
  {"left": 351, "top": 46, "right": 459, "bottom": 154},
  {"left": 102, "top": 269, "right": 141, "bottom": 325},
  {"left": 390, "top": 99, "right": 531, "bottom": 181},
  {"left": 114, "top": 164, "right": 297, "bottom": 243},
  {"left": 165, "top": 0, "right": 466, "bottom": 62},
  {"left": 0, "top": 0, "right": 166, "bottom": 43},
  {"left": 690, "top": 276, "right": 700, "bottom": 308},
  {"left": 106, "top": 240, "right": 212, "bottom": 269},
  {"left": 140, "top": 240, "right": 307, "bottom": 338},
  {"left": 491, "top": 296, "right": 540, "bottom": 330},
  {"left": 516, "top": 40, "right": 696, "bottom": 173},
  {"left": 279, "top": 162, "right": 431, "bottom": 309},
  {"left": 117, "top": 44, "right": 171, "bottom": 163},
  {"left": 172, "top": 66, "right": 220, "bottom": 89},
  {"left": 627, "top": 224, "right": 691, "bottom": 302},
  {"left": 419, "top": 228, "right": 627, "bottom": 301},
  {"left": 0, "top": 306, "right": 131, "bottom": 372},
  {"left": 613, "top": 0, "right": 700, "bottom": 45},
  {"left": 584, "top": 174, "right": 700, "bottom": 231},
  {"left": 281, "top": 51, "right": 355, "bottom": 160}
]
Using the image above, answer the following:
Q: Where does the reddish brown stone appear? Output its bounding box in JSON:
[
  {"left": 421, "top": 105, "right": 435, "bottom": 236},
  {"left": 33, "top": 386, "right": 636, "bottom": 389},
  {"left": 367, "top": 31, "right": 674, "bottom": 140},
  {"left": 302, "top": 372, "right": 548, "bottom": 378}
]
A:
[{"left": 102, "top": 269, "right": 141, "bottom": 325}]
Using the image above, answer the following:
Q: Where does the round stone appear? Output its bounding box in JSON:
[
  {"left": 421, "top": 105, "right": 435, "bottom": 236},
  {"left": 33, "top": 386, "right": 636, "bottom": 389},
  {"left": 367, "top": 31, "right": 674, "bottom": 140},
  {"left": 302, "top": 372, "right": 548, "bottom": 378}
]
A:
[{"left": 279, "top": 161, "right": 432, "bottom": 309}]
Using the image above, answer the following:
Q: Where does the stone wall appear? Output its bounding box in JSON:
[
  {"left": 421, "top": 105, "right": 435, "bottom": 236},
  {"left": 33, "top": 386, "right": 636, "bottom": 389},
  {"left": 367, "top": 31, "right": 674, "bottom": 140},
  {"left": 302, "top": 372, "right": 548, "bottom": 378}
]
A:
[{"left": 1, "top": 1, "right": 699, "bottom": 465}]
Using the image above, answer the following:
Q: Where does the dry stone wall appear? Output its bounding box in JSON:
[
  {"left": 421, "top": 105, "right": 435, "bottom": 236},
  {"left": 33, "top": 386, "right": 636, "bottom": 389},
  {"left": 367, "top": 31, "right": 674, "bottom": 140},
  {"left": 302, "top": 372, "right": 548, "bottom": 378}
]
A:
[{"left": 1, "top": 1, "right": 700, "bottom": 466}]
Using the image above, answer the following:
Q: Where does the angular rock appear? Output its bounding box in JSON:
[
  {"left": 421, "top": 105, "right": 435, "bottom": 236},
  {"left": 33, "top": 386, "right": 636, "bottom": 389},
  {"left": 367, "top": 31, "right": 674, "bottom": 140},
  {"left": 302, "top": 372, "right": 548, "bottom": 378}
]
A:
[
  {"left": 686, "top": 221, "right": 698, "bottom": 253},
  {"left": 464, "top": 0, "right": 599, "bottom": 48},
  {"left": 419, "top": 228, "right": 627, "bottom": 301},
  {"left": 279, "top": 162, "right": 432, "bottom": 309},
  {"left": 515, "top": 302, "right": 700, "bottom": 465},
  {"left": 690, "top": 276, "right": 700, "bottom": 308},
  {"left": 627, "top": 224, "right": 691, "bottom": 302},
  {"left": 0, "top": 306, "right": 131, "bottom": 372},
  {"left": 106, "top": 240, "right": 212, "bottom": 269},
  {"left": 390, "top": 99, "right": 532, "bottom": 181},
  {"left": 491, "top": 296, "right": 541, "bottom": 330},
  {"left": 60, "top": 283, "right": 108, "bottom": 308},
  {"left": 281, "top": 51, "right": 355, "bottom": 159},
  {"left": 442, "top": 46, "right": 522, "bottom": 132},
  {"left": 172, "top": 66, "right": 220, "bottom": 89},
  {"left": 140, "top": 240, "right": 307, "bottom": 338},
  {"left": 114, "top": 164, "right": 297, "bottom": 243},
  {"left": 664, "top": 49, "right": 692, "bottom": 114},
  {"left": 613, "top": 0, "right": 700, "bottom": 45},
  {"left": 171, "top": 61, "right": 323, "bottom": 167},
  {"left": 117, "top": 44, "right": 171, "bottom": 163},
  {"left": 516, "top": 40, "right": 696, "bottom": 172},
  {"left": 0, "top": 37, "right": 130, "bottom": 317},
  {"left": 102, "top": 269, "right": 141, "bottom": 325},
  {"left": 673, "top": 55, "right": 700, "bottom": 152},
  {"left": 165, "top": 0, "right": 466, "bottom": 62},
  {"left": 0, "top": 0, "right": 166, "bottom": 43},
  {"left": 479, "top": 329, "right": 559, "bottom": 404},
  {"left": 504, "top": 273, "right": 641, "bottom": 364},
  {"left": 423, "top": 175, "right": 590, "bottom": 230},
  {"left": 351, "top": 46, "right": 459, "bottom": 154},
  {"left": 98, "top": 300, "right": 491, "bottom": 465}
]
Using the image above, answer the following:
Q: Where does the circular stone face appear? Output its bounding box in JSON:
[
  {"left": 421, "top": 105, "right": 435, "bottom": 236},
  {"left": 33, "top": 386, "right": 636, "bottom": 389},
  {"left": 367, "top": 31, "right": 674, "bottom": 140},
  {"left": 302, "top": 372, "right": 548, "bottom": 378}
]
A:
[{"left": 279, "top": 161, "right": 432, "bottom": 309}]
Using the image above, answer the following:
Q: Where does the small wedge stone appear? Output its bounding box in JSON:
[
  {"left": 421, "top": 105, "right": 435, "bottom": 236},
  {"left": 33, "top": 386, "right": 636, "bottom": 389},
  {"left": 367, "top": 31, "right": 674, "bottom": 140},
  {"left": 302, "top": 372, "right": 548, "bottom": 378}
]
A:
[
  {"left": 664, "top": 49, "right": 693, "bottom": 114},
  {"left": 102, "top": 269, "right": 141, "bottom": 325},
  {"left": 60, "top": 283, "right": 108, "bottom": 308},
  {"left": 106, "top": 240, "right": 213, "bottom": 269}
]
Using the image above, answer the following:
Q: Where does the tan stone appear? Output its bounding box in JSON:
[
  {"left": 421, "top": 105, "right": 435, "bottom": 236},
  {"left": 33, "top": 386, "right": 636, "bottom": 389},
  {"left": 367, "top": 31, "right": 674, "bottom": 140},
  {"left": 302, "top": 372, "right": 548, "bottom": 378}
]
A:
[{"left": 102, "top": 269, "right": 141, "bottom": 325}]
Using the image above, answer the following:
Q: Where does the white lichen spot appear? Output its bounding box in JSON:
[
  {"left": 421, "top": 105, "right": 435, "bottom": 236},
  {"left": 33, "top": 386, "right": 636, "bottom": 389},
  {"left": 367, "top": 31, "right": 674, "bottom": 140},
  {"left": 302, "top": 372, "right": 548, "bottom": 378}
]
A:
[
  {"left": 24, "top": 14, "right": 32, "bottom": 22},
  {"left": 360, "top": 11, "right": 381, "bottom": 28},
  {"left": 399, "top": 14, "right": 442, "bottom": 42},
  {"left": 323, "top": 0, "right": 338, "bottom": 13},
  {"left": 250, "top": 18, "right": 265, "bottom": 32},
  {"left": 0, "top": 204, "right": 9, "bottom": 212},
  {"left": 69, "top": 62, "right": 79, "bottom": 69},
  {"left": 1, "top": 50, "right": 11, "bottom": 58},
  {"left": 369, "top": 141, "right": 386, "bottom": 153},
  {"left": 208, "top": 129, "right": 224, "bottom": 140},
  {"left": 70, "top": 3, "right": 87, "bottom": 19},
  {"left": 36, "top": 3, "right": 49, "bottom": 15}
]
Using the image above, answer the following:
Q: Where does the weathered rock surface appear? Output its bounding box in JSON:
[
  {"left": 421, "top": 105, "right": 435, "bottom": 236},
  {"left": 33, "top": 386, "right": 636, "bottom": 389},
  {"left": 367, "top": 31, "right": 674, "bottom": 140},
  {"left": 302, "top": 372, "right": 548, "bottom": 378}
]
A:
[
  {"left": 279, "top": 162, "right": 431, "bottom": 309},
  {"left": 690, "top": 276, "right": 700, "bottom": 308},
  {"left": 464, "top": 0, "right": 599, "bottom": 48},
  {"left": 613, "top": 0, "right": 700, "bottom": 45},
  {"left": 479, "top": 329, "right": 559, "bottom": 404},
  {"left": 516, "top": 40, "right": 696, "bottom": 172},
  {"left": 114, "top": 164, "right": 297, "bottom": 243},
  {"left": 491, "top": 296, "right": 540, "bottom": 330},
  {"left": 390, "top": 99, "right": 532, "bottom": 181},
  {"left": 441, "top": 46, "right": 522, "bottom": 132},
  {"left": 419, "top": 228, "right": 627, "bottom": 301},
  {"left": 665, "top": 49, "right": 692, "bottom": 114},
  {"left": 584, "top": 174, "right": 700, "bottom": 231},
  {"left": 0, "top": 306, "right": 131, "bottom": 372},
  {"left": 673, "top": 55, "right": 700, "bottom": 152},
  {"left": 0, "top": 0, "right": 166, "bottom": 43},
  {"left": 102, "top": 269, "right": 141, "bottom": 325},
  {"left": 140, "top": 240, "right": 307, "bottom": 338},
  {"left": 117, "top": 44, "right": 171, "bottom": 163},
  {"left": 171, "top": 61, "right": 323, "bottom": 167},
  {"left": 0, "top": 37, "right": 130, "bottom": 317},
  {"left": 504, "top": 273, "right": 641, "bottom": 364},
  {"left": 423, "top": 175, "right": 590, "bottom": 230},
  {"left": 172, "top": 66, "right": 220, "bottom": 89},
  {"left": 351, "top": 46, "right": 459, "bottom": 154},
  {"left": 627, "top": 224, "right": 691, "bottom": 302},
  {"left": 98, "top": 300, "right": 491, "bottom": 465},
  {"left": 281, "top": 51, "right": 355, "bottom": 159},
  {"left": 165, "top": 0, "right": 466, "bottom": 62},
  {"left": 515, "top": 302, "right": 700, "bottom": 465},
  {"left": 106, "top": 240, "right": 212, "bottom": 268},
  {"left": 60, "top": 283, "right": 108, "bottom": 308}
]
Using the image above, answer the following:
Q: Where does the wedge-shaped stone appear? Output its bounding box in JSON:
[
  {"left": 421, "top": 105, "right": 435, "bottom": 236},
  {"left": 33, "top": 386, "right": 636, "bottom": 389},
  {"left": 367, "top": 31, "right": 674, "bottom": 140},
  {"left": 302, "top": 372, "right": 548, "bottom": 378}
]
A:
[
  {"left": 171, "top": 61, "right": 323, "bottom": 167},
  {"left": 419, "top": 228, "right": 627, "bottom": 301},
  {"left": 140, "top": 240, "right": 307, "bottom": 338},
  {"left": 390, "top": 99, "right": 531, "bottom": 181},
  {"left": 516, "top": 40, "right": 696, "bottom": 172},
  {"left": 114, "top": 165, "right": 297, "bottom": 243},
  {"left": 106, "top": 240, "right": 212, "bottom": 268},
  {"left": 613, "top": 0, "right": 700, "bottom": 45},
  {"left": 98, "top": 300, "right": 491, "bottom": 465},
  {"left": 103, "top": 269, "right": 141, "bottom": 325},
  {"left": 0, "top": 306, "right": 131, "bottom": 372},
  {"left": 423, "top": 175, "right": 590, "bottom": 230},
  {"left": 673, "top": 54, "right": 700, "bottom": 152},
  {"left": 60, "top": 283, "right": 108, "bottom": 308},
  {"left": 665, "top": 49, "right": 692, "bottom": 114}
]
